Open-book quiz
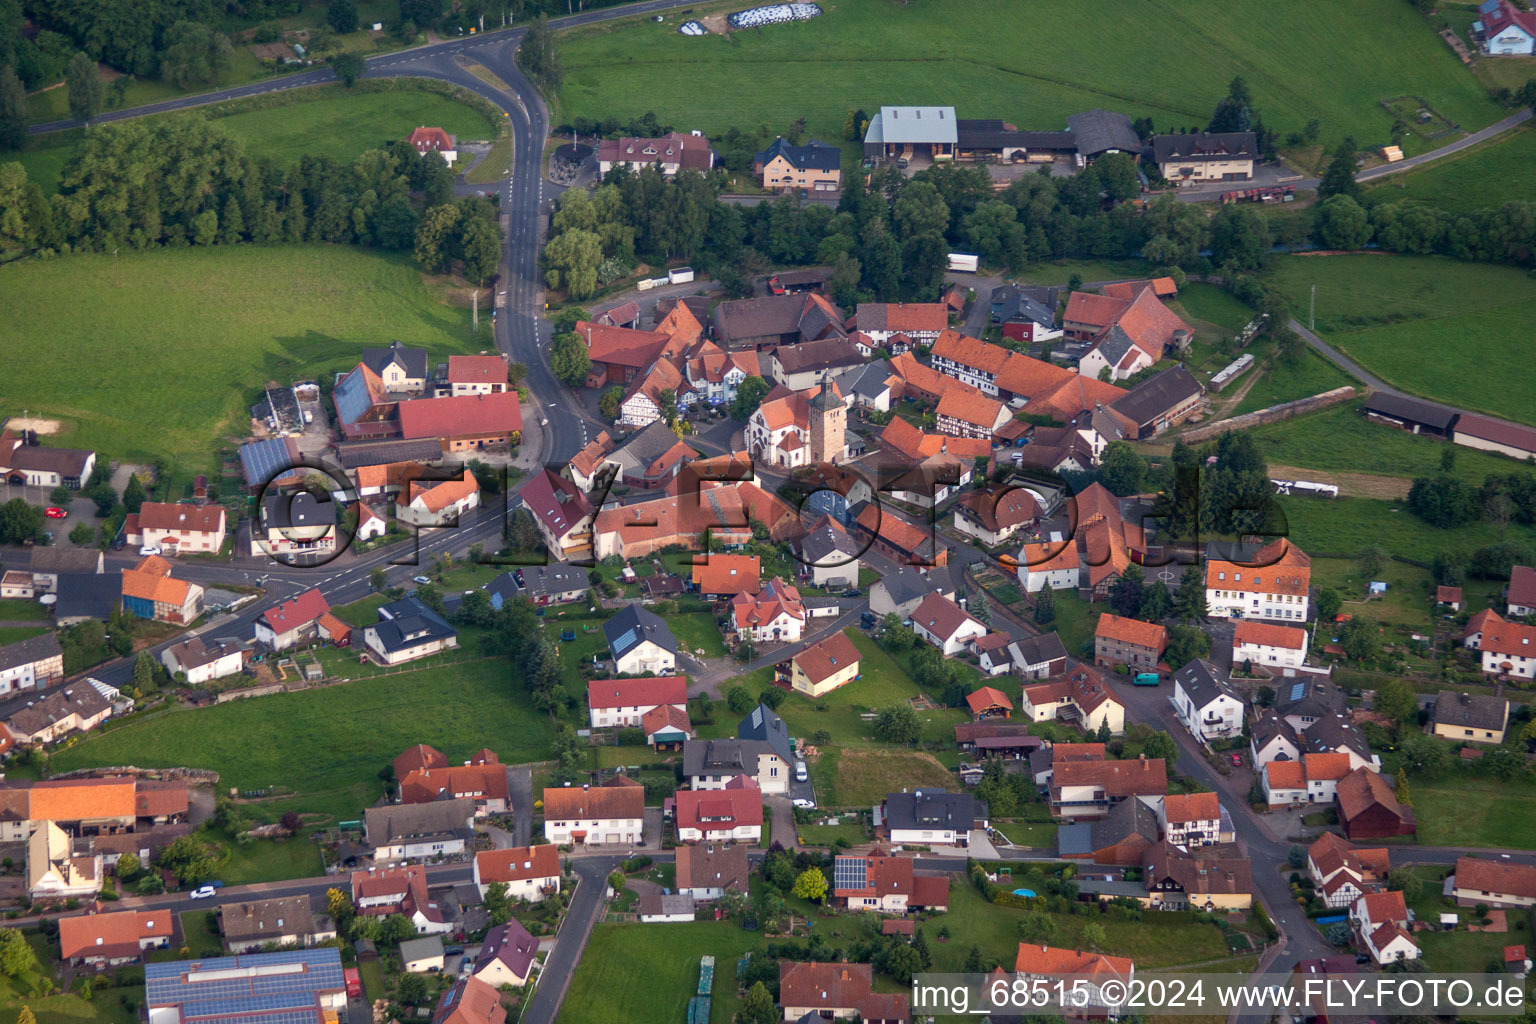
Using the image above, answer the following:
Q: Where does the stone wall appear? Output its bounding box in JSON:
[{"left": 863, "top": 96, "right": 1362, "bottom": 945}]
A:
[{"left": 1181, "top": 386, "right": 1359, "bottom": 443}]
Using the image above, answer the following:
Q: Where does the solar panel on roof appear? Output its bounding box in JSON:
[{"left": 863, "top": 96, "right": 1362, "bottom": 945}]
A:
[
  {"left": 833, "top": 856, "right": 867, "bottom": 890},
  {"left": 1289, "top": 682, "right": 1306, "bottom": 702},
  {"left": 612, "top": 627, "right": 637, "bottom": 655},
  {"left": 239, "top": 439, "right": 297, "bottom": 487}
]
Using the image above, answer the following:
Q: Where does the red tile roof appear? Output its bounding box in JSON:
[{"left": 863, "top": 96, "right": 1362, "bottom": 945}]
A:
[
  {"left": 260, "top": 588, "right": 329, "bottom": 633},
  {"left": 1303, "top": 752, "right": 1353, "bottom": 782},
  {"left": 134, "top": 502, "right": 226, "bottom": 535},
  {"left": 446, "top": 355, "right": 509, "bottom": 385},
  {"left": 1015, "top": 944, "right": 1134, "bottom": 978},
  {"left": 911, "top": 592, "right": 983, "bottom": 643},
  {"left": 59, "top": 910, "right": 174, "bottom": 961},
  {"left": 1233, "top": 621, "right": 1307, "bottom": 650},
  {"left": 1052, "top": 757, "right": 1167, "bottom": 797},
  {"left": 1510, "top": 565, "right": 1536, "bottom": 607},
  {"left": 966, "top": 686, "right": 1014, "bottom": 713},
  {"left": 1265, "top": 760, "right": 1307, "bottom": 790},
  {"left": 1204, "top": 538, "right": 1312, "bottom": 596},
  {"left": 409, "top": 126, "right": 455, "bottom": 153},
  {"left": 1163, "top": 791, "right": 1219, "bottom": 824},
  {"left": 394, "top": 744, "right": 448, "bottom": 780},
  {"left": 778, "top": 962, "right": 908, "bottom": 1021},
  {"left": 398, "top": 392, "right": 523, "bottom": 440},
  {"left": 1094, "top": 613, "right": 1168, "bottom": 652},
  {"left": 640, "top": 702, "right": 692, "bottom": 738},
  {"left": 542, "top": 778, "right": 644, "bottom": 821},
  {"left": 674, "top": 783, "right": 763, "bottom": 834},
  {"left": 400, "top": 763, "right": 510, "bottom": 805},
  {"left": 1455, "top": 856, "right": 1536, "bottom": 900},
  {"left": 791, "top": 631, "right": 862, "bottom": 687},
  {"left": 690, "top": 554, "right": 761, "bottom": 595},
  {"left": 587, "top": 675, "right": 688, "bottom": 711},
  {"left": 1356, "top": 889, "right": 1407, "bottom": 925},
  {"left": 474, "top": 844, "right": 561, "bottom": 885}
]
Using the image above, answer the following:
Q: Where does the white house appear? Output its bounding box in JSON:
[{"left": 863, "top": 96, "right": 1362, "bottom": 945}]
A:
[
  {"left": 1509, "top": 566, "right": 1536, "bottom": 617},
  {"left": 364, "top": 800, "right": 474, "bottom": 863},
  {"left": 603, "top": 605, "right": 677, "bottom": 676},
  {"left": 1478, "top": 0, "right": 1536, "bottom": 54},
  {"left": 1232, "top": 620, "right": 1309, "bottom": 671},
  {"left": 1019, "top": 540, "right": 1080, "bottom": 593},
  {"left": 1481, "top": 618, "right": 1536, "bottom": 681},
  {"left": 1352, "top": 891, "right": 1420, "bottom": 965},
  {"left": 473, "top": 845, "right": 562, "bottom": 903},
  {"left": 729, "top": 577, "right": 808, "bottom": 644},
  {"left": 586, "top": 676, "right": 688, "bottom": 730},
  {"left": 881, "top": 790, "right": 986, "bottom": 847},
  {"left": 394, "top": 470, "right": 480, "bottom": 528},
  {"left": 674, "top": 781, "right": 763, "bottom": 844},
  {"left": 253, "top": 588, "right": 329, "bottom": 651},
  {"left": 1204, "top": 539, "right": 1312, "bottom": 622},
  {"left": 541, "top": 778, "right": 645, "bottom": 846},
  {"left": 1159, "top": 792, "right": 1223, "bottom": 848},
  {"left": 1261, "top": 761, "right": 1308, "bottom": 808},
  {"left": 160, "top": 636, "right": 245, "bottom": 685},
  {"left": 1309, "top": 832, "right": 1390, "bottom": 909},
  {"left": 1172, "top": 660, "right": 1245, "bottom": 743},
  {"left": 1249, "top": 710, "right": 1303, "bottom": 768},
  {"left": 909, "top": 592, "right": 987, "bottom": 656},
  {"left": 27, "top": 821, "right": 102, "bottom": 900}
]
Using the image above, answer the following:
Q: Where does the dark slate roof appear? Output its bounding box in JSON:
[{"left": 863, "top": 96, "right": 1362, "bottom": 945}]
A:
[
  {"left": 371, "top": 595, "right": 458, "bottom": 654},
  {"left": 1066, "top": 109, "right": 1140, "bottom": 157},
  {"left": 603, "top": 604, "right": 677, "bottom": 660},
  {"left": 1275, "top": 679, "right": 1346, "bottom": 719},
  {"left": 1432, "top": 690, "right": 1508, "bottom": 732},
  {"left": 495, "top": 564, "right": 590, "bottom": 602},
  {"left": 361, "top": 340, "right": 430, "bottom": 381},
  {"left": 1301, "top": 713, "right": 1374, "bottom": 761},
  {"left": 683, "top": 738, "right": 781, "bottom": 777},
  {"left": 1014, "top": 631, "right": 1068, "bottom": 667},
  {"left": 262, "top": 491, "right": 332, "bottom": 531},
  {"left": 876, "top": 566, "right": 950, "bottom": 608},
  {"left": 0, "top": 631, "right": 63, "bottom": 672},
  {"left": 882, "top": 789, "right": 986, "bottom": 832},
  {"left": 1056, "top": 821, "right": 1094, "bottom": 857},
  {"left": 365, "top": 799, "right": 475, "bottom": 845},
  {"left": 611, "top": 421, "right": 688, "bottom": 475},
  {"left": 797, "top": 519, "right": 861, "bottom": 565},
  {"left": 738, "top": 703, "right": 795, "bottom": 765},
  {"left": 335, "top": 438, "right": 445, "bottom": 469},
  {"left": 53, "top": 573, "right": 119, "bottom": 621},
  {"left": 1093, "top": 324, "right": 1139, "bottom": 368},
  {"left": 1088, "top": 794, "right": 1160, "bottom": 851},
  {"left": 755, "top": 136, "right": 841, "bottom": 172},
  {"left": 1362, "top": 392, "right": 1457, "bottom": 432},
  {"left": 238, "top": 437, "right": 300, "bottom": 486},
  {"left": 1172, "top": 658, "right": 1240, "bottom": 710},
  {"left": 1151, "top": 132, "right": 1258, "bottom": 164},
  {"left": 1111, "top": 365, "right": 1204, "bottom": 426}
]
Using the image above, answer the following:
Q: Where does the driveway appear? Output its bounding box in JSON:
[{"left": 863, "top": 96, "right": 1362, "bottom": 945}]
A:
[{"left": 507, "top": 764, "right": 533, "bottom": 847}]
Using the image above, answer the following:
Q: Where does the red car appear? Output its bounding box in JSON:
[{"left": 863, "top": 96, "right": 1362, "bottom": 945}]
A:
[
  {"left": 1228, "top": 753, "right": 1244, "bottom": 767},
  {"left": 44, "top": 507, "right": 68, "bottom": 519}
]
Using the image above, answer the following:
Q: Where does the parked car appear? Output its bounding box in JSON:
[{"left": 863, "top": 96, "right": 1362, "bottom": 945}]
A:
[
  {"left": 412, "top": 576, "right": 432, "bottom": 585},
  {"left": 845, "top": 588, "right": 862, "bottom": 598},
  {"left": 189, "top": 885, "right": 217, "bottom": 900},
  {"left": 794, "top": 760, "right": 809, "bottom": 782},
  {"left": 139, "top": 545, "right": 162, "bottom": 556},
  {"left": 1228, "top": 753, "right": 1243, "bottom": 767},
  {"left": 792, "top": 797, "right": 815, "bottom": 809},
  {"left": 44, "top": 507, "right": 68, "bottom": 519}
]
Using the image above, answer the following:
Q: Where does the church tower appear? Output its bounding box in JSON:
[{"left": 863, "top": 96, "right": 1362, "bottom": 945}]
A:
[{"left": 808, "top": 372, "right": 846, "bottom": 465}]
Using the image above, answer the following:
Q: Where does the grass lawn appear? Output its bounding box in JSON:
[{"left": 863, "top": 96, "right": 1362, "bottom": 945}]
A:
[
  {"left": 332, "top": 593, "right": 392, "bottom": 629},
  {"left": 0, "top": 929, "right": 140, "bottom": 1024},
  {"left": 1040, "top": 590, "right": 1097, "bottom": 660},
  {"left": 992, "top": 820, "right": 1060, "bottom": 848},
  {"left": 1276, "top": 494, "right": 1536, "bottom": 562},
  {"left": 358, "top": 959, "right": 388, "bottom": 1003},
  {"left": 670, "top": 612, "right": 727, "bottom": 657},
  {"left": 1403, "top": 864, "right": 1535, "bottom": 980},
  {"left": 796, "top": 820, "right": 870, "bottom": 847},
  {"left": 0, "top": 626, "right": 49, "bottom": 645},
  {"left": 204, "top": 827, "right": 327, "bottom": 885},
  {"left": 179, "top": 908, "right": 226, "bottom": 957},
  {"left": 50, "top": 658, "right": 556, "bottom": 824},
  {"left": 0, "top": 246, "right": 482, "bottom": 471},
  {"left": 1227, "top": 348, "right": 1359, "bottom": 417},
  {"left": 555, "top": 0, "right": 1497, "bottom": 165},
  {"left": 0, "top": 599, "right": 51, "bottom": 621},
  {"left": 826, "top": 748, "right": 955, "bottom": 810},
  {"left": 1247, "top": 400, "right": 1531, "bottom": 486},
  {"left": 1364, "top": 125, "right": 1536, "bottom": 214},
  {"left": 1170, "top": 283, "right": 1258, "bottom": 335},
  {"left": 1409, "top": 776, "right": 1536, "bottom": 849},
  {"left": 1266, "top": 254, "right": 1536, "bottom": 425}
]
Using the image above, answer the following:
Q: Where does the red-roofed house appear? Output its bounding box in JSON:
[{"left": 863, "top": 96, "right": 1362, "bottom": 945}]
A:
[
  {"left": 675, "top": 779, "right": 763, "bottom": 843},
  {"left": 1050, "top": 756, "right": 1166, "bottom": 819},
  {"left": 1351, "top": 890, "right": 1419, "bottom": 965},
  {"left": 1451, "top": 856, "right": 1536, "bottom": 909},
  {"left": 1481, "top": 617, "right": 1536, "bottom": 681},
  {"left": 1160, "top": 792, "right": 1223, "bottom": 847},
  {"left": 396, "top": 469, "right": 480, "bottom": 528},
  {"left": 473, "top": 844, "right": 562, "bottom": 902},
  {"left": 399, "top": 762, "right": 510, "bottom": 816},
  {"left": 1014, "top": 944, "right": 1135, "bottom": 1015},
  {"left": 779, "top": 962, "right": 907, "bottom": 1024},
  {"left": 691, "top": 554, "right": 761, "bottom": 596},
  {"left": 1021, "top": 667, "right": 1126, "bottom": 737},
  {"left": 520, "top": 468, "right": 594, "bottom": 561},
  {"left": 120, "top": 556, "right": 203, "bottom": 625},
  {"left": 442, "top": 355, "right": 509, "bottom": 397},
  {"left": 953, "top": 487, "right": 1042, "bottom": 547},
  {"left": 576, "top": 322, "right": 672, "bottom": 389},
  {"left": 397, "top": 393, "right": 523, "bottom": 453},
  {"left": 59, "top": 910, "right": 174, "bottom": 966},
  {"left": 595, "top": 133, "right": 715, "bottom": 176},
  {"left": 351, "top": 865, "right": 452, "bottom": 934},
  {"left": 409, "top": 126, "right": 457, "bottom": 165},
  {"left": 586, "top": 676, "right": 688, "bottom": 729},
  {"left": 1335, "top": 767, "right": 1416, "bottom": 839},
  {"left": 254, "top": 588, "right": 330, "bottom": 651},
  {"left": 832, "top": 852, "right": 950, "bottom": 912},
  {"left": 966, "top": 685, "right": 1013, "bottom": 719},
  {"left": 1479, "top": 0, "right": 1536, "bottom": 53},
  {"left": 909, "top": 592, "right": 987, "bottom": 656},
  {"left": 1205, "top": 538, "right": 1312, "bottom": 622},
  {"left": 640, "top": 703, "right": 693, "bottom": 749},
  {"left": 729, "top": 577, "right": 808, "bottom": 643},
  {"left": 856, "top": 303, "right": 948, "bottom": 346},
  {"left": 395, "top": 744, "right": 448, "bottom": 780},
  {"left": 778, "top": 630, "right": 861, "bottom": 697},
  {"left": 125, "top": 502, "right": 227, "bottom": 555},
  {"left": 935, "top": 388, "right": 1010, "bottom": 439},
  {"left": 1094, "top": 614, "right": 1167, "bottom": 671},
  {"left": 1233, "top": 620, "right": 1309, "bottom": 669}
]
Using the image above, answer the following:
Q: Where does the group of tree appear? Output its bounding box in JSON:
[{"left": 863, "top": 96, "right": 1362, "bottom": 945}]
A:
[
  {"left": 1149, "top": 430, "right": 1281, "bottom": 541},
  {"left": 1407, "top": 469, "right": 1536, "bottom": 531},
  {"left": 516, "top": 14, "right": 561, "bottom": 92},
  {"left": 0, "top": 116, "right": 499, "bottom": 284},
  {"left": 484, "top": 592, "right": 579, "bottom": 713}
]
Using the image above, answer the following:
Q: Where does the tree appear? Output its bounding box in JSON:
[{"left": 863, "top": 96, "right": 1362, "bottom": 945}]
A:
[
  {"left": 517, "top": 15, "right": 562, "bottom": 92},
  {"left": 726, "top": 686, "right": 754, "bottom": 715},
  {"left": 1143, "top": 731, "right": 1177, "bottom": 764},
  {"left": 1165, "top": 625, "right": 1211, "bottom": 670},
  {"left": 1099, "top": 442, "right": 1147, "bottom": 495},
  {"left": 1139, "top": 581, "right": 1172, "bottom": 623},
  {"left": 1095, "top": 719, "right": 1112, "bottom": 743},
  {"left": 131, "top": 651, "right": 157, "bottom": 693},
  {"left": 740, "top": 983, "right": 777, "bottom": 1024},
  {"left": 1387, "top": 867, "right": 1423, "bottom": 905},
  {"left": 1375, "top": 679, "right": 1417, "bottom": 725},
  {"left": 1287, "top": 845, "right": 1307, "bottom": 869},
  {"left": 1315, "top": 194, "right": 1371, "bottom": 250},
  {"left": 1110, "top": 565, "right": 1145, "bottom": 619},
  {"left": 331, "top": 52, "right": 364, "bottom": 86},
  {"left": 156, "top": 835, "right": 217, "bottom": 886},
  {"left": 122, "top": 475, "right": 147, "bottom": 513},
  {"left": 1081, "top": 922, "right": 1107, "bottom": 951},
  {"left": 159, "top": 22, "right": 234, "bottom": 90},
  {"left": 327, "top": 887, "right": 354, "bottom": 922},
  {"left": 483, "top": 881, "right": 512, "bottom": 925},
  {"left": 1483, "top": 746, "right": 1522, "bottom": 780},
  {"left": 65, "top": 52, "right": 102, "bottom": 123},
  {"left": 550, "top": 331, "right": 592, "bottom": 388},
  {"left": 1338, "top": 617, "right": 1381, "bottom": 662},
  {"left": 1398, "top": 732, "right": 1453, "bottom": 779},
  {"left": 597, "top": 386, "right": 625, "bottom": 421},
  {"left": 878, "top": 940, "right": 921, "bottom": 984},
  {"left": 116, "top": 852, "right": 142, "bottom": 883},
  {"left": 1318, "top": 137, "right": 1361, "bottom": 202},
  {"left": 0, "top": 67, "right": 25, "bottom": 153},
  {"left": 68, "top": 522, "right": 95, "bottom": 546},
  {"left": 0, "top": 930, "right": 36, "bottom": 977},
  {"left": 328, "top": 0, "right": 359, "bottom": 32},
  {"left": 1033, "top": 586, "right": 1056, "bottom": 626},
  {"left": 1173, "top": 566, "right": 1207, "bottom": 622},
  {"left": 370, "top": 568, "right": 388, "bottom": 592},
  {"left": 731, "top": 375, "right": 771, "bottom": 422},
  {"left": 873, "top": 703, "right": 920, "bottom": 745},
  {"left": 1521, "top": 717, "right": 1536, "bottom": 751},
  {"left": 792, "top": 867, "right": 828, "bottom": 902},
  {"left": 397, "top": 973, "right": 429, "bottom": 1005},
  {"left": 1316, "top": 588, "right": 1342, "bottom": 623},
  {"left": 542, "top": 228, "right": 602, "bottom": 297},
  {"left": 1018, "top": 909, "right": 1058, "bottom": 944}
]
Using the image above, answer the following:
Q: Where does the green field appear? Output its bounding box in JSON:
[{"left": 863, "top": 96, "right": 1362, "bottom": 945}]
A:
[
  {"left": 1227, "top": 349, "right": 1358, "bottom": 416},
  {"left": 50, "top": 658, "right": 555, "bottom": 823},
  {"left": 0, "top": 626, "right": 50, "bottom": 645},
  {"left": 1410, "top": 776, "right": 1536, "bottom": 849},
  {"left": 1364, "top": 125, "right": 1536, "bottom": 213},
  {"left": 1266, "top": 254, "right": 1536, "bottom": 425},
  {"left": 558, "top": 921, "right": 769, "bottom": 1024},
  {"left": 1278, "top": 495, "right": 1536, "bottom": 561},
  {"left": 555, "top": 0, "right": 1498, "bottom": 161},
  {"left": 14, "top": 85, "right": 497, "bottom": 194},
  {"left": 0, "top": 246, "right": 481, "bottom": 470},
  {"left": 1248, "top": 401, "right": 1530, "bottom": 483}
]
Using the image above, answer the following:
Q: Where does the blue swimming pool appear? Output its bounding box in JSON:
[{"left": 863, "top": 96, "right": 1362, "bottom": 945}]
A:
[{"left": 1013, "top": 888, "right": 1037, "bottom": 898}]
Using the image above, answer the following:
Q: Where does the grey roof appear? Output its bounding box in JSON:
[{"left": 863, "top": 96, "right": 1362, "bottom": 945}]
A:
[
  {"left": 1111, "top": 365, "right": 1203, "bottom": 427},
  {"left": 738, "top": 704, "right": 795, "bottom": 765},
  {"left": 836, "top": 361, "right": 896, "bottom": 400},
  {"left": 683, "top": 738, "right": 783, "bottom": 778},
  {"left": 1029, "top": 746, "right": 1057, "bottom": 779},
  {"left": 365, "top": 799, "right": 475, "bottom": 846},
  {"left": 28, "top": 547, "right": 104, "bottom": 574},
  {"left": 1092, "top": 324, "right": 1139, "bottom": 369},
  {"left": 876, "top": 565, "right": 951, "bottom": 608},
  {"left": 334, "top": 438, "right": 444, "bottom": 469},
  {"left": 220, "top": 896, "right": 321, "bottom": 943},
  {"left": 53, "top": 572, "right": 119, "bottom": 621},
  {"left": 1066, "top": 109, "right": 1140, "bottom": 157},
  {"left": 1013, "top": 631, "right": 1068, "bottom": 668},
  {"left": 1075, "top": 878, "right": 1153, "bottom": 899},
  {"left": 399, "top": 936, "right": 445, "bottom": 963},
  {"left": 1250, "top": 709, "right": 1297, "bottom": 750},
  {"left": 1088, "top": 793, "right": 1159, "bottom": 852},
  {"left": 0, "top": 631, "right": 63, "bottom": 672},
  {"left": 776, "top": 338, "right": 861, "bottom": 377},
  {"left": 1362, "top": 392, "right": 1458, "bottom": 432},
  {"left": 261, "top": 491, "right": 331, "bottom": 531},
  {"left": 1432, "top": 690, "right": 1508, "bottom": 732},
  {"left": 361, "top": 340, "right": 430, "bottom": 381},
  {"left": 370, "top": 595, "right": 457, "bottom": 654},
  {"left": 1275, "top": 679, "right": 1345, "bottom": 719},
  {"left": 492, "top": 564, "right": 591, "bottom": 603},
  {"left": 881, "top": 789, "right": 985, "bottom": 832},
  {"left": 866, "top": 106, "right": 957, "bottom": 146},
  {"left": 797, "top": 519, "right": 861, "bottom": 566},
  {"left": 1173, "top": 659, "right": 1241, "bottom": 711},
  {"left": 603, "top": 604, "right": 677, "bottom": 661},
  {"left": 610, "top": 421, "right": 689, "bottom": 475},
  {"left": 755, "top": 136, "right": 841, "bottom": 172},
  {"left": 1151, "top": 132, "right": 1258, "bottom": 165},
  {"left": 164, "top": 636, "right": 243, "bottom": 672},
  {"left": 1301, "top": 712, "right": 1374, "bottom": 761},
  {"left": 5, "top": 679, "right": 116, "bottom": 738}
]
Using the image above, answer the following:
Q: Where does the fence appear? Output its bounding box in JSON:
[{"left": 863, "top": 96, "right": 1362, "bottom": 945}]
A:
[{"left": 1180, "top": 386, "right": 1359, "bottom": 442}]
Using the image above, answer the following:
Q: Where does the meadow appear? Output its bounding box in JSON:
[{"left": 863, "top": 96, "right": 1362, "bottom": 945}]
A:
[
  {"left": 14, "top": 85, "right": 497, "bottom": 194},
  {"left": 1228, "top": 349, "right": 1358, "bottom": 416},
  {"left": 0, "top": 245, "right": 483, "bottom": 472},
  {"left": 1277, "top": 495, "right": 1536, "bottom": 561},
  {"left": 1266, "top": 254, "right": 1536, "bottom": 425},
  {"left": 49, "top": 658, "right": 554, "bottom": 824},
  {"left": 1411, "top": 776, "right": 1536, "bottom": 848},
  {"left": 554, "top": 0, "right": 1499, "bottom": 162},
  {"left": 1364, "top": 125, "right": 1536, "bottom": 214}
]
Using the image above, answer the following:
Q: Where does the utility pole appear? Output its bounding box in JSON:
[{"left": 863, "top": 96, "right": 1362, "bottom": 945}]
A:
[
  {"left": 113, "top": 247, "right": 120, "bottom": 288},
  {"left": 1309, "top": 283, "right": 1315, "bottom": 332},
  {"left": 472, "top": 289, "right": 480, "bottom": 334}
]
